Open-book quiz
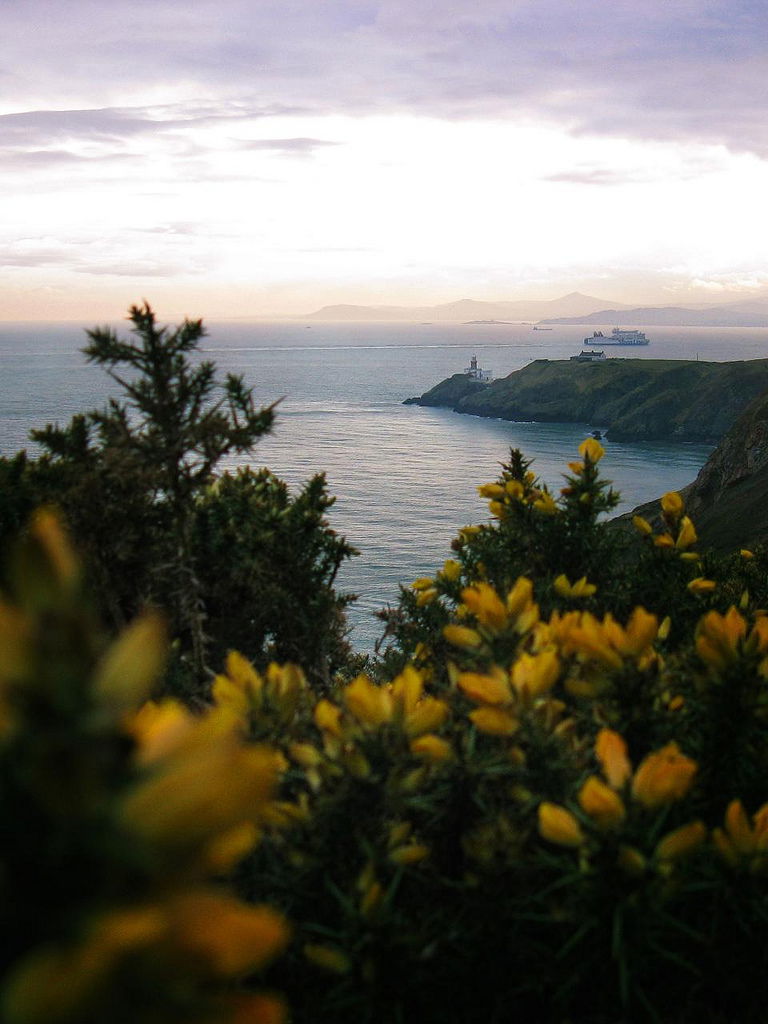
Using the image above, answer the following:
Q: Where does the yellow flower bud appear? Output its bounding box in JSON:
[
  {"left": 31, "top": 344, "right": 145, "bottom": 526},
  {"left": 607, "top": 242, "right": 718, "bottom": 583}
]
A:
[
  {"left": 344, "top": 675, "right": 393, "bottom": 728},
  {"left": 468, "top": 706, "right": 519, "bottom": 736},
  {"left": 632, "top": 515, "right": 653, "bottom": 536},
  {"left": 578, "top": 437, "right": 605, "bottom": 462},
  {"left": 537, "top": 802, "right": 584, "bottom": 847},
  {"left": 687, "top": 577, "right": 716, "bottom": 595},
  {"left": 461, "top": 583, "right": 508, "bottom": 632},
  {"left": 443, "top": 624, "right": 484, "bottom": 649},
  {"left": 595, "top": 729, "right": 632, "bottom": 789},
  {"left": 661, "top": 491, "right": 684, "bottom": 519},
  {"left": 477, "top": 483, "right": 505, "bottom": 498},
  {"left": 741, "top": 549, "right": 755, "bottom": 560},
  {"left": 410, "top": 734, "right": 453, "bottom": 762},
  {"left": 655, "top": 821, "right": 707, "bottom": 862},
  {"left": 389, "top": 843, "right": 430, "bottom": 866},
  {"left": 578, "top": 776, "right": 626, "bottom": 830},
  {"left": 457, "top": 670, "right": 512, "bottom": 706},
  {"left": 441, "top": 558, "right": 462, "bottom": 582},
  {"left": 632, "top": 743, "right": 697, "bottom": 809}
]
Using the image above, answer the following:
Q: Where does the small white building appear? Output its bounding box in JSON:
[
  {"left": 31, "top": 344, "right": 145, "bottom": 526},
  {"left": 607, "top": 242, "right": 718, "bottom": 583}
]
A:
[
  {"left": 464, "top": 354, "right": 493, "bottom": 380},
  {"left": 570, "top": 350, "right": 606, "bottom": 362}
]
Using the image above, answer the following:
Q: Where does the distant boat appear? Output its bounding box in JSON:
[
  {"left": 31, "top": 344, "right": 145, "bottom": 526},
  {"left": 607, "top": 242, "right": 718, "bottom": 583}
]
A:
[
  {"left": 532, "top": 325, "right": 553, "bottom": 331},
  {"left": 585, "top": 328, "right": 649, "bottom": 346}
]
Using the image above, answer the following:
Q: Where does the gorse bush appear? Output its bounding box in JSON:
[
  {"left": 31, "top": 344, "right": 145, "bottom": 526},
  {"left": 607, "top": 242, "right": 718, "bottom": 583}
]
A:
[
  {"left": 0, "top": 512, "right": 289, "bottom": 1023},
  {"left": 233, "top": 439, "right": 768, "bottom": 1023},
  {"left": 4, "top": 364, "right": 768, "bottom": 1020},
  {"left": 0, "top": 304, "right": 356, "bottom": 698}
]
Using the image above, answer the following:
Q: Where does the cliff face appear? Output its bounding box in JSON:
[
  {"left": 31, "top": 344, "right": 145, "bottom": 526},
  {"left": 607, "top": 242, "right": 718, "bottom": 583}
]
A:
[
  {"left": 407, "top": 358, "right": 768, "bottom": 443},
  {"left": 616, "top": 389, "right": 768, "bottom": 550}
]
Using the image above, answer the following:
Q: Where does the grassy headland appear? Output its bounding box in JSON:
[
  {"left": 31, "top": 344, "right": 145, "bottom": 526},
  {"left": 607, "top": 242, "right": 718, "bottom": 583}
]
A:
[{"left": 406, "top": 357, "right": 768, "bottom": 441}]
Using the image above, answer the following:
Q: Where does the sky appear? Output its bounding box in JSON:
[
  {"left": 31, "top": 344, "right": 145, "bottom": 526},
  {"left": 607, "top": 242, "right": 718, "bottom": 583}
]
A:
[{"left": 3, "top": 0, "right": 768, "bottom": 319}]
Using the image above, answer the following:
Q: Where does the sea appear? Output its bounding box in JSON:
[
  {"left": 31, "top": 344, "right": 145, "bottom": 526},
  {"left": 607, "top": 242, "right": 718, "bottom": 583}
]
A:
[{"left": 4, "top": 319, "right": 768, "bottom": 651}]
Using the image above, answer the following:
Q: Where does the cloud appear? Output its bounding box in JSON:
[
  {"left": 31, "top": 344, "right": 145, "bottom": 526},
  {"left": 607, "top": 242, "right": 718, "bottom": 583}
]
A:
[
  {"left": 237, "top": 137, "right": 339, "bottom": 155},
  {"left": 1, "top": 1, "right": 766, "bottom": 155}
]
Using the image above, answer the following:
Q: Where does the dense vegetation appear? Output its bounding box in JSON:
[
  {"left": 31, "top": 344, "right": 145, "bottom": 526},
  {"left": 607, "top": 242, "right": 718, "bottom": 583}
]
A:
[
  {"left": 0, "top": 305, "right": 356, "bottom": 697},
  {"left": 3, "top": 308, "right": 768, "bottom": 1023}
]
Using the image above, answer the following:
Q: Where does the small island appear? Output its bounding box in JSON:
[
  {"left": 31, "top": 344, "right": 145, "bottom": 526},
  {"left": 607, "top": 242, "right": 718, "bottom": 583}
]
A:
[{"left": 405, "top": 357, "right": 768, "bottom": 442}]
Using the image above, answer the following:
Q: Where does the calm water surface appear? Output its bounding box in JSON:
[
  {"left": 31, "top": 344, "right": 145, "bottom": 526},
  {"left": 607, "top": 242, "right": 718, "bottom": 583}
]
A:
[{"left": 4, "top": 319, "right": 766, "bottom": 648}]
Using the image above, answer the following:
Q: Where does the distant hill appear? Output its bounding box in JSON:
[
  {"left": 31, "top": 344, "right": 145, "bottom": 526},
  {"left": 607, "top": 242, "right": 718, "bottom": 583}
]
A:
[
  {"left": 541, "top": 303, "right": 768, "bottom": 328},
  {"left": 303, "top": 292, "right": 630, "bottom": 322},
  {"left": 405, "top": 358, "right": 768, "bottom": 442}
]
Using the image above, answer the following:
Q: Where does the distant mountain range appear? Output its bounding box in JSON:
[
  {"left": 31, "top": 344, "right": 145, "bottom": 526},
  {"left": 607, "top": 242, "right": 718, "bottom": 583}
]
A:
[
  {"left": 542, "top": 303, "right": 768, "bottom": 328},
  {"left": 303, "top": 293, "right": 630, "bottom": 322},
  {"left": 304, "top": 292, "right": 768, "bottom": 328}
]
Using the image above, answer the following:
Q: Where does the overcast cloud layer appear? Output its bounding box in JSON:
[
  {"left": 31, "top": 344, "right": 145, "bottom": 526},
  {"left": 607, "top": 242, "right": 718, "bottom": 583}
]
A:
[
  {"left": 3, "top": 0, "right": 767, "bottom": 154},
  {"left": 2, "top": 1, "right": 767, "bottom": 317}
]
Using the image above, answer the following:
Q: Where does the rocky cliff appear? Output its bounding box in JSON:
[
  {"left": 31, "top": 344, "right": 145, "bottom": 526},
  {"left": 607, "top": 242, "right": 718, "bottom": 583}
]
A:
[
  {"left": 406, "top": 358, "right": 768, "bottom": 443},
  {"left": 619, "top": 389, "right": 768, "bottom": 550}
]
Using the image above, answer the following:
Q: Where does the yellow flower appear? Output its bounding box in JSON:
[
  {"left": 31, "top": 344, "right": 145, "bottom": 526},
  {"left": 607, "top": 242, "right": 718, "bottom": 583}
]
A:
[
  {"left": 595, "top": 729, "right": 632, "bottom": 789},
  {"left": 344, "top": 675, "right": 393, "bottom": 728},
  {"left": 415, "top": 588, "right": 438, "bottom": 606},
  {"left": 675, "top": 516, "right": 698, "bottom": 550},
  {"left": 389, "top": 843, "right": 430, "bottom": 865},
  {"left": 661, "top": 491, "right": 684, "bottom": 519},
  {"left": 578, "top": 437, "right": 605, "bottom": 462},
  {"left": 441, "top": 558, "right": 462, "bottom": 582},
  {"left": 695, "top": 606, "right": 746, "bottom": 669},
  {"left": 631, "top": 742, "right": 697, "bottom": 809},
  {"left": 505, "top": 479, "right": 525, "bottom": 499},
  {"left": 506, "top": 576, "right": 533, "bottom": 616},
  {"left": 128, "top": 699, "right": 196, "bottom": 765},
  {"left": 92, "top": 613, "right": 167, "bottom": 712},
  {"left": 632, "top": 515, "right": 653, "bottom": 536},
  {"left": 403, "top": 696, "right": 450, "bottom": 737},
  {"left": 510, "top": 649, "right": 560, "bottom": 698},
  {"left": 457, "top": 669, "right": 512, "bottom": 706},
  {"left": 174, "top": 894, "right": 290, "bottom": 976},
  {"left": 468, "top": 706, "right": 519, "bottom": 736},
  {"left": 553, "top": 574, "right": 597, "bottom": 600},
  {"left": 655, "top": 821, "right": 707, "bottom": 862},
  {"left": 532, "top": 490, "right": 558, "bottom": 515},
  {"left": 410, "top": 734, "right": 453, "bottom": 762},
  {"left": 654, "top": 533, "right": 675, "bottom": 548},
  {"left": 411, "top": 577, "right": 434, "bottom": 591},
  {"left": 477, "top": 483, "right": 505, "bottom": 499},
  {"left": 578, "top": 776, "right": 626, "bottom": 830},
  {"left": 688, "top": 577, "right": 716, "bottom": 595},
  {"left": 121, "top": 744, "right": 281, "bottom": 850},
  {"left": 741, "top": 549, "right": 755, "bottom": 559},
  {"left": 443, "top": 624, "right": 484, "bottom": 649},
  {"left": 712, "top": 799, "right": 768, "bottom": 866},
  {"left": 657, "top": 616, "right": 672, "bottom": 640},
  {"left": 538, "top": 802, "right": 584, "bottom": 848},
  {"left": 461, "top": 583, "right": 508, "bottom": 631},
  {"left": 314, "top": 699, "right": 344, "bottom": 738},
  {"left": 488, "top": 500, "right": 507, "bottom": 519}
]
